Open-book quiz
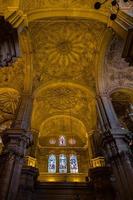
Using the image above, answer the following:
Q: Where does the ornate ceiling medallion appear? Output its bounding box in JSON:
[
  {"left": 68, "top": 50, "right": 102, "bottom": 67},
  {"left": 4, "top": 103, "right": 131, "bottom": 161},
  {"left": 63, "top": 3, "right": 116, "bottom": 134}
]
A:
[
  {"left": 30, "top": 20, "right": 105, "bottom": 90},
  {"left": 45, "top": 87, "right": 79, "bottom": 110},
  {"left": 41, "top": 27, "right": 85, "bottom": 67},
  {"left": 0, "top": 89, "right": 20, "bottom": 114}
]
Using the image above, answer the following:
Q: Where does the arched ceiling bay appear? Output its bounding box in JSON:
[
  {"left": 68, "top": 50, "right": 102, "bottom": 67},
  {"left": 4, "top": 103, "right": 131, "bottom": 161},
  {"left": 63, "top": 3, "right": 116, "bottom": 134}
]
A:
[
  {"left": 38, "top": 115, "right": 88, "bottom": 147},
  {"left": 20, "top": 0, "right": 116, "bottom": 26},
  {"left": 29, "top": 18, "right": 106, "bottom": 92},
  {"left": 31, "top": 83, "right": 96, "bottom": 132}
]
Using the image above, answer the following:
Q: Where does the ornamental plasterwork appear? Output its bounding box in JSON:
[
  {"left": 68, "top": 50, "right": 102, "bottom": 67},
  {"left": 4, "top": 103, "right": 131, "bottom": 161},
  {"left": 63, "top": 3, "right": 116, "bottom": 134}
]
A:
[
  {"left": 104, "top": 36, "right": 133, "bottom": 93},
  {"left": 119, "top": 0, "right": 133, "bottom": 17},
  {"left": 38, "top": 115, "right": 87, "bottom": 146},
  {"left": 0, "top": 58, "right": 25, "bottom": 91},
  {"left": 30, "top": 19, "right": 105, "bottom": 91},
  {"left": 39, "top": 116, "right": 87, "bottom": 136},
  {"left": 0, "top": 88, "right": 20, "bottom": 128},
  {"left": 21, "top": 0, "right": 93, "bottom": 12},
  {"left": 32, "top": 85, "right": 96, "bottom": 131}
]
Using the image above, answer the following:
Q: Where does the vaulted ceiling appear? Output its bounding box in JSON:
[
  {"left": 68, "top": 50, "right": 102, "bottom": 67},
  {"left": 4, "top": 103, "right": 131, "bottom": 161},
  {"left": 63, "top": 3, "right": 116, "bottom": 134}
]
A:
[
  {"left": 30, "top": 18, "right": 106, "bottom": 139},
  {"left": 0, "top": 0, "right": 132, "bottom": 146}
]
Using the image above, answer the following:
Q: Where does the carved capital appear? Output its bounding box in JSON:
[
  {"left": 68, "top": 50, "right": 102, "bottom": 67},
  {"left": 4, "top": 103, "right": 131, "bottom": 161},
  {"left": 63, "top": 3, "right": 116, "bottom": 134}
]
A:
[{"left": 1, "top": 128, "right": 33, "bottom": 157}]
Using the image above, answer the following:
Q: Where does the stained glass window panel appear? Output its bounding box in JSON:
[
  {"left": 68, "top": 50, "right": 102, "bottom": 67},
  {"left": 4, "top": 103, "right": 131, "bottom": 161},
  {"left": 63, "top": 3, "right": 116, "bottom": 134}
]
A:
[
  {"left": 59, "top": 136, "right": 66, "bottom": 146},
  {"left": 70, "top": 154, "right": 78, "bottom": 173},
  {"left": 59, "top": 154, "right": 67, "bottom": 173},
  {"left": 48, "top": 154, "right": 56, "bottom": 173}
]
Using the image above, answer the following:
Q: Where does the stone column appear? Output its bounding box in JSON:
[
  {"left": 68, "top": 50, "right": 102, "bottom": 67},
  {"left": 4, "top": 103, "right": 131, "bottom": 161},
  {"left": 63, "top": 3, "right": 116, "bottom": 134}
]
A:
[
  {"left": 90, "top": 167, "right": 115, "bottom": 200},
  {"left": 0, "top": 129, "right": 32, "bottom": 200},
  {"left": 17, "top": 166, "right": 39, "bottom": 200},
  {"left": 0, "top": 94, "right": 33, "bottom": 200},
  {"left": 97, "top": 94, "right": 133, "bottom": 200}
]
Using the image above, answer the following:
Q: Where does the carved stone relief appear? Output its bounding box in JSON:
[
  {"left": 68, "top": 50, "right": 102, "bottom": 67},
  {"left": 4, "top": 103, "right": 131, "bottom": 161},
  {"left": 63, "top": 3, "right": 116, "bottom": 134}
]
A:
[
  {"left": 0, "top": 58, "right": 25, "bottom": 91},
  {"left": 119, "top": 0, "right": 133, "bottom": 17},
  {"left": 21, "top": 0, "right": 93, "bottom": 12},
  {"left": 0, "top": 88, "right": 20, "bottom": 128},
  {"left": 38, "top": 115, "right": 87, "bottom": 147},
  {"left": 32, "top": 84, "right": 96, "bottom": 131},
  {"left": 104, "top": 36, "right": 133, "bottom": 93}
]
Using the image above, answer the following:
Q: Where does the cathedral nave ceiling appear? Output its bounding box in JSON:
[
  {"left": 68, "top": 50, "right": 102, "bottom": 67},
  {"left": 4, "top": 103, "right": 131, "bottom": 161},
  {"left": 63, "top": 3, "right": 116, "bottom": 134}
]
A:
[{"left": 29, "top": 19, "right": 106, "bottom": 91}]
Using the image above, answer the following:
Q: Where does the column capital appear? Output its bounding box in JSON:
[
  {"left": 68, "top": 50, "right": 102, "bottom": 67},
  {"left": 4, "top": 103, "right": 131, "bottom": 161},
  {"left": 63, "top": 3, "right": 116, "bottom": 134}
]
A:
[{"left": 1, "top": 128, "right": 33, "bottom": 157}]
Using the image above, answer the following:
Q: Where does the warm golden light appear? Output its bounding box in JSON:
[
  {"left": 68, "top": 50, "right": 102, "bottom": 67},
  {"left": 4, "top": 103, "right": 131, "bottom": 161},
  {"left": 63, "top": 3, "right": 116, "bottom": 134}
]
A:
[
  {"left": 24, "top": 156, "right": 37, "bottom": 168},
  {"left": 91, "top": 157, "right": 105, "bottom": 168}
]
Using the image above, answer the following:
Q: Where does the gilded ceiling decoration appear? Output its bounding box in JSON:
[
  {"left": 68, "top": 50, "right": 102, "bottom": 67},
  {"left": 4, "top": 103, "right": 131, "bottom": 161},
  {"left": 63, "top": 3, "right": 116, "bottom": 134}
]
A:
[
  {"left": 0, "top": 88, "right": 20, "bottom": 128},
  {"left": 0, "top": 58, "right": 25, "bottom": 91},
  {"left": 38, "top": 87, "right": 87, "bottom": 111},
  {"left": 21, "top": 0, "right": 93, "bottom": 12},
  {"left": 0, "top": 88, "right": 20, "bottom": 113},
  {"left": 32, "top": 83, "right": 96, "bottom": 131},
  {"left": 30, "top": 19, "right": 106, "bottom": 91},
  {"left": 104, "top": 36, "right": 133, "bottom": 93},
  {"left": 38, "top": 115, "right": 88, "bottom": 147}
]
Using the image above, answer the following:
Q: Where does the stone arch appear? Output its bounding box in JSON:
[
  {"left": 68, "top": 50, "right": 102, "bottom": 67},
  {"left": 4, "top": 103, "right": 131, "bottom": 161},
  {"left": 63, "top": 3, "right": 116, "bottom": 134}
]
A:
[
  {"left": 39, "top": 114, "right": 88, "bottom": 147},
  {"left": 31, "top": 82, "right": 97, "bottom": 132}
]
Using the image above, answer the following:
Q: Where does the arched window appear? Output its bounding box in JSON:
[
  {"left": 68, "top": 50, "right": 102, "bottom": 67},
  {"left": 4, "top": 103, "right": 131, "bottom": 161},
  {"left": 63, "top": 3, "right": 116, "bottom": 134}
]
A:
[
  {"left": 59, "top": 136, "right": 66, "bottom": 146},
  {"left": 59, "top": 154, "right": 67, "bottom": 173},
  {"left": 48, "top": 154, "right": 56, "bottom": 173},
  {"left": 70, "top": 154, "right": 78, "bottom": 173}
]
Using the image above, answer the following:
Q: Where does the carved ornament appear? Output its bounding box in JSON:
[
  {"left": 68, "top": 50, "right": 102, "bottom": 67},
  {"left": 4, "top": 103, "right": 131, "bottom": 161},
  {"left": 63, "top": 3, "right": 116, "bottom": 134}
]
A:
[{"left": 30, "top": 19, "right": 105, "bottom": 90}]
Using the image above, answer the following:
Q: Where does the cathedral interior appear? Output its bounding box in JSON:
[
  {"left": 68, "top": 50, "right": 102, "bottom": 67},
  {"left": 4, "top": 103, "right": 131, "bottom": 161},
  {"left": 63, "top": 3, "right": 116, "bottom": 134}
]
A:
[{"left": 0, "top": 0, "right": 133, "bottom": 200}]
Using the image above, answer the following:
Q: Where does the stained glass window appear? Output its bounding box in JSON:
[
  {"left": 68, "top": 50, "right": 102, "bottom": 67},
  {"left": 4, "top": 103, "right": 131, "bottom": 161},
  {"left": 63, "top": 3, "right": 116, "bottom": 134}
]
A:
[
  {"left": 59, "top": 154, "right": 67, "bottom": 173},
  {"left": 70, "top": 154, "right": 78, "bottom": 173},
  {"left": 48, "top": 154, "right": 56, "bottom": 173},
  {"left": 59, "top": 136, "right": 66, "bottom": 146}
]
